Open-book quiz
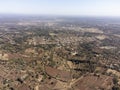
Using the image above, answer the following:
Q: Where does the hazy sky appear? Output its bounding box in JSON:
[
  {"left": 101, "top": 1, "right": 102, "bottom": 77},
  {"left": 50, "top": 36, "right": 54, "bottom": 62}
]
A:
[{"left": 0, "top": 0, "right": 120, "bottom": 16}]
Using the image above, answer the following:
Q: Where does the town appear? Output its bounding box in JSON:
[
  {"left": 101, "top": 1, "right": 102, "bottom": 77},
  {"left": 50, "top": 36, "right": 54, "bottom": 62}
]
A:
[{"left": 0, "top": 16, "right": 120, "bottom": 90}]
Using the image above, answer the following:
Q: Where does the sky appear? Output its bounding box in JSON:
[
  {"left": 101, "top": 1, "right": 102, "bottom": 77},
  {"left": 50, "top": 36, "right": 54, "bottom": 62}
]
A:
[{"left": 0, "top": 0, "right": 120, "bottom": 16}]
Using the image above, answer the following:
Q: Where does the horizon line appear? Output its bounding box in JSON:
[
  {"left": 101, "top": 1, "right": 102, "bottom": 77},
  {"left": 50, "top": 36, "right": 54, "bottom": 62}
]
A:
[{"left": 0, "top": 13, "right": 120, "bottom": 18}]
